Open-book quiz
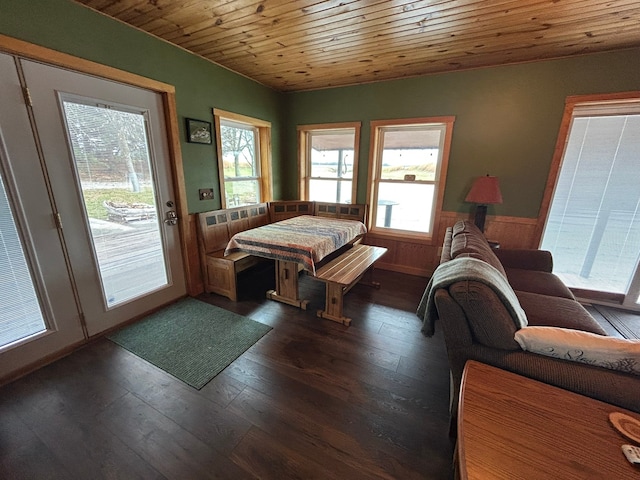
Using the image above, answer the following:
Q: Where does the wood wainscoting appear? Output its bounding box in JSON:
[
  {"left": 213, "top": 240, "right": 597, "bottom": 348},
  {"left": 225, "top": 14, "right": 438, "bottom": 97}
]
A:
[
  {"left": 365, "top": 212, "right": 539, "bottom": 278},
  {"left": 187, "top": 210, "right": 541, "bottom": 289},
  {"left": 186, "top": 213, "right": 205, "bottom": 295}
]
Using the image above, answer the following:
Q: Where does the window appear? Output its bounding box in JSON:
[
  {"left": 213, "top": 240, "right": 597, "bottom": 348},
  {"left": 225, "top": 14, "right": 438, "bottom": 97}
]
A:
[
  {"left": 540, "top": 95, "right": 640, "bottom": 308},
  {"left": 367, "top": 117, "right": 454, "bottom": 239},
  {"left": 213, "top": 109, "right": 272, "bottom": 208},
  {"left": 298, "top": 122, "right": 360, "bottom": 204},
  {"left": 0, "top": 168, "right": 46, "bottom": 348}
]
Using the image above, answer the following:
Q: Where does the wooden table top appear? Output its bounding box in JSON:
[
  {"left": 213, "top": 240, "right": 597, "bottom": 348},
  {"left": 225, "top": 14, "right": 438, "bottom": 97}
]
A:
[{"left": 458, "top": 361, "right": 640, "bottom": 480}]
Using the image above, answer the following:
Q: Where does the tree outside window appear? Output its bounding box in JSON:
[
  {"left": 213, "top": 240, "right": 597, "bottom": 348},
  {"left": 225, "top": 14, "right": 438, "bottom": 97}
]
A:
[
  {"left": 213, "top": 109, "right": 272, "bottom": 208},
  {"left": 220, "top": 120, "right": 260, "bottom": 207}
]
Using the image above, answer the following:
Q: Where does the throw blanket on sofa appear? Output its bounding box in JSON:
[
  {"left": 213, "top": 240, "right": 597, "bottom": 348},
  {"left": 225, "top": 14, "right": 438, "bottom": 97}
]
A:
[{"left": 416, "top": 256, "right": 528, "bottom": 336}]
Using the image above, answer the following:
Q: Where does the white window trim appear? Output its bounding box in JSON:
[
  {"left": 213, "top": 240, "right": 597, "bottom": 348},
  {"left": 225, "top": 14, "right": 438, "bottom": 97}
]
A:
[{"left": 366, "top": 116, "right": 455, "bottom": 242}]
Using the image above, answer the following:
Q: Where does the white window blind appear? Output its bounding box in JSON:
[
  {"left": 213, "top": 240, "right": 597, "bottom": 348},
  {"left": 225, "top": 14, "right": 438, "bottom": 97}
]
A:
[
  {"left": 541, "top": 103, "right": 640, "bottom": 294},
  {"left": 0, "top": 172, "right": 46, "bottom": 348}
]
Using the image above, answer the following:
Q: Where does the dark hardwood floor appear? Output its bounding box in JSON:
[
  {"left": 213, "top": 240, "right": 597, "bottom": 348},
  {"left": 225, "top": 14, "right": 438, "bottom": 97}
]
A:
[
  {"left": 589, "top": 304, "right": 640, "bottom": 339},
  {"left": 0, "top": 266, "right": 455, "bottom": 479}
]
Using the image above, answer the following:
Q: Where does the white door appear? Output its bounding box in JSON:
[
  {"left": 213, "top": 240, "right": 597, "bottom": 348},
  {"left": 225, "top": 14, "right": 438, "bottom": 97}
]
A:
[
  {"left": 0, "top": 52, "right": 187, "bottom": 378},
  {"left": 20, "top": 59, "right": 186, "bottom": 336},
  {"left": 0, "top": 53, "right": 85, "bottom": 377}
]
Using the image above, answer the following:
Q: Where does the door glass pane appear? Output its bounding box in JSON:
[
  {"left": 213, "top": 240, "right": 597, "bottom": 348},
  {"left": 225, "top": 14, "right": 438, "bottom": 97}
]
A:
[
  {"left": 61, "top": 100, "right": 168, "bottom": 308},
  {"left": 0, "top": 172, "right": 46, "bottom": 348},
  {"left": 541, "top": 114, "right": 640, "bottom": 293}
]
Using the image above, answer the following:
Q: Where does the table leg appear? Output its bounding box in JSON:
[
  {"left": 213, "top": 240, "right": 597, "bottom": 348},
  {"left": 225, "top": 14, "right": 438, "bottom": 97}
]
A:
[
  {"left": 317, "top": 282, "right": 351, "bottom": 326},
  {"left": 266, "top": 260, "right": 309, "bottom": 309}
]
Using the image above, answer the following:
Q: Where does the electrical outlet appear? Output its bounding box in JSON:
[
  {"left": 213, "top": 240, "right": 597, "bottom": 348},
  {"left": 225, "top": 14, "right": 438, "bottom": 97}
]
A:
[{"left": 199, "top": 188, "right": 214, "bottom": 200}]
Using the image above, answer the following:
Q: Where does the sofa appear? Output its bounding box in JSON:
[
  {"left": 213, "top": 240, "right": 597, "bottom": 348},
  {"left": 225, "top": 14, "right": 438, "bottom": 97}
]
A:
[{"left": 417, "top": 220, "right": 639, "bottom": 426}]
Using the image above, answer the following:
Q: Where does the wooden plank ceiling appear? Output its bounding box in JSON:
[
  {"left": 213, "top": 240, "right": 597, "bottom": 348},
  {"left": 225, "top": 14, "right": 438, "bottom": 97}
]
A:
[{"left": 74, "top": 0, "right": 640, "bottom": 92}]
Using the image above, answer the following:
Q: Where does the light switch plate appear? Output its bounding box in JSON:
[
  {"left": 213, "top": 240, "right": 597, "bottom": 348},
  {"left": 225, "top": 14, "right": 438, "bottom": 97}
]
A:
[{"left": 199, "top": 188, "right": 214, "bottom": 200}]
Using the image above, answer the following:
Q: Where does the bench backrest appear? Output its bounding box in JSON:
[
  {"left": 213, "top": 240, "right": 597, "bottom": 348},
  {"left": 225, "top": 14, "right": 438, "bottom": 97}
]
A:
[
  {"left": 268, "top": 201, "right": 367, "bottom": 224},
  {"left": 197, "top": 210, "right": 232, "bottom": 255},
  {"left": 197, "top": 203, "right": 269, "bottom": 255},
  {"left": 227, "top": 203, "right": 270, "bottom": 237},
  {"left": 314, "top": 202, "right": 367, "bottom": 223},
  {"left": 268, "top": 200, "right": 314, "bottom": 222}
]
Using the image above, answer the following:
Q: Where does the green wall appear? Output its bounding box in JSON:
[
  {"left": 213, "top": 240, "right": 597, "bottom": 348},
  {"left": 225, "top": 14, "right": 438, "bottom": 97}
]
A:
[
  {"left": 2, "top": 0, "right": 639, "bottom": 219},
  {"left": 284, "top": 49, "right": 640, "bottom": 218},
  {"left": 0, "top": 0, "right": 285, "bottom": 213}
]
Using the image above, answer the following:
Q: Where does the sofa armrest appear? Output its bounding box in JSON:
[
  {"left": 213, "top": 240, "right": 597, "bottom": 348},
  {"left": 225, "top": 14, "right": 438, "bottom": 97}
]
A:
[
  {"left": 447, "top": 345, "right": 640, "bottom": 423},
  {"left": 494, "top": 248, "right": 553, "bottom": 272},
  {"left": 433, "top": 289, "right": 474, "bottom": 346}
]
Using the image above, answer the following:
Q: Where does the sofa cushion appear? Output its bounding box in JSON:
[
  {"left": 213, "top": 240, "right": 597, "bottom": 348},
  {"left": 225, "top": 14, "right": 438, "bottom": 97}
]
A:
[
  {"left": 505, "top": 268, "right": 575, "bottom": 299},
  {"left": 451, "top": 234, "right": 507, "bottom": 278},
  {"left": 515, "top": 291, "right": 607, "bottom": 335},
  {"left": 450, "top": 221, "right": 508, "bottom": 276},
  {"left": 441, "top": 227, "right": 453, "bottom": 263},
  {"left": 448, "top": 281, "right": 522, "bottom": 350},
  {"left": 452, "top": 220, "right": 483, "bottom": 237},
  {"left": 515, "top": 326, "right": 640, "bottom": 376}
]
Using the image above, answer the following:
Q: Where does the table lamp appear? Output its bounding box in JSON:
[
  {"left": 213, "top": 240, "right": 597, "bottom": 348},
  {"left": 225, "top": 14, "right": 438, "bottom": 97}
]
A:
[{"left": 465, "top": 175, "right": 503, "bottom": 232}]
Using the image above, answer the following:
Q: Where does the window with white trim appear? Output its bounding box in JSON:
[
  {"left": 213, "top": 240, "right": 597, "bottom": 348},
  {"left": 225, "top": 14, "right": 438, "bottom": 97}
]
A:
[
  {"left": 298, "top": 122, "right": 360, "bottom": 204},
  {"left": 367, "top": 117, "right": 454, "bottom": 238},
  {"left": 213, "top": 109, "right": 272, "bottom": 208}
]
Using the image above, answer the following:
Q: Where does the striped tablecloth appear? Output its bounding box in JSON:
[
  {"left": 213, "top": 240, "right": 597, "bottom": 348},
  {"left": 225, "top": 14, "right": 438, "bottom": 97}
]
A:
[{"left": 225, "top": 215, "right": 367, "bottom": 274}]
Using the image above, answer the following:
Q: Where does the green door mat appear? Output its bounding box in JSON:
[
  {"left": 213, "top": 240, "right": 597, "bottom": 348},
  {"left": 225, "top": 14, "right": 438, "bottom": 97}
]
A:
[{"left": 107, "top": 297, "right": 272, "bottom": 389}]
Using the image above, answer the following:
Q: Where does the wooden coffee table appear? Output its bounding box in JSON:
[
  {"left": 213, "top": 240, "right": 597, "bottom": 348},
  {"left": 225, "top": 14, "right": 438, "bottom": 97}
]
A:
[{"left": 458, "top": 361, "right": 640, "bottom": 479}]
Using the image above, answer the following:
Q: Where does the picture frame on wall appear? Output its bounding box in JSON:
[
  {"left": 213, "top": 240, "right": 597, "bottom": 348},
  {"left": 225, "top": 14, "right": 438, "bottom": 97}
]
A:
[{"left": 186, "top": 118, "right": 212, "bottom": 144}]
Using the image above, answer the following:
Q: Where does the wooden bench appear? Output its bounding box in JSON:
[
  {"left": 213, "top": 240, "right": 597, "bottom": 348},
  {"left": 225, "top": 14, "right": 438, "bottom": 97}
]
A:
[
  {"left": 312, "top": 244, "right": 387, "bottom": 326},
  {"left": 196, "top": 203, "right": 270, "bottom": 301}
]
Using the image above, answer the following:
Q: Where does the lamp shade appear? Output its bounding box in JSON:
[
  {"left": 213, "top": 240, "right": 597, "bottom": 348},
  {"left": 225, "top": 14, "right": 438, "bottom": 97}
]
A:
[{"left": 465, "top": 175, "right": 503, "bottom": 205}]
